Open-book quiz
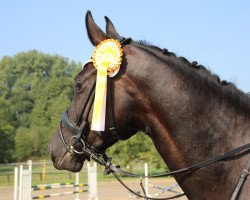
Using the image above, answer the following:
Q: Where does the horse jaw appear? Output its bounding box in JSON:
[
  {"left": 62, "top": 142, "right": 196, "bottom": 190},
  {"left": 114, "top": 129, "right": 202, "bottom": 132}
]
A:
[{"left": 48, "top": 131, "right": 88, "bottom": 172}]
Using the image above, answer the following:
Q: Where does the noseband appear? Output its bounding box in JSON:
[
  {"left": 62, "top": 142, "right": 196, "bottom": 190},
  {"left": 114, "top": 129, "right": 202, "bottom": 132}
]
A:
[{"left": 59, "top": 37, "right": 132, "bottom": 160}]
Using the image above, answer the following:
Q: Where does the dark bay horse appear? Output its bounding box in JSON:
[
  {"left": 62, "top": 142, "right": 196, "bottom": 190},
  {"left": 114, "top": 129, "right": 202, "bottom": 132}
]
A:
[{"left": 49, "top": 11, "right": 250, "bottom": 199}]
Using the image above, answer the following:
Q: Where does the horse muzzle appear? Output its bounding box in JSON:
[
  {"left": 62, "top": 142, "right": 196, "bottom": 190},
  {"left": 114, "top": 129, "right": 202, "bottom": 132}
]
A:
[{"left": 48, "top": 131, "right": 88, "bottom": 172}]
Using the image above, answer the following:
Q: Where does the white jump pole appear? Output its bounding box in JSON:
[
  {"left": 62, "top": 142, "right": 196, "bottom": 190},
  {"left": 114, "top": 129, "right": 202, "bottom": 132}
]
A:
[
  {"left": 14, "top": 167, "right": 18, "bottom": 200},
  {"left": 75, "top": 172, "right": 80, "bottom": 200},
  {"left": 27, "top": 160, "right": 32, "bottom": 171},
  {"left": 87, "top": 162, "right": 98, "bottom": 200},
  {"left": 144, "top": 163, "right": 149, "bottom": 196},
  {"left": 19, "top": 165, "right": 23, "bottom": 200},
  {"left": 27, "top": 160, "right": 32, "bottom": 200}
]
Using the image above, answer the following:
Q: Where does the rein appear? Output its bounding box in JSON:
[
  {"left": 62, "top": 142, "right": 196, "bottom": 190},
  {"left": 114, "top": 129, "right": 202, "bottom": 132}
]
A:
[{"left": 59, "top": 37, "right": 250, "bottom": 200}]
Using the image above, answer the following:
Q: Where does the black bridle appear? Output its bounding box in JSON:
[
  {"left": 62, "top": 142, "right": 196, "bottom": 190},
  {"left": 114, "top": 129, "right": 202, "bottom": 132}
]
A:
[{"left": 58, "top": 37, "right": 250, "bottom": 200}]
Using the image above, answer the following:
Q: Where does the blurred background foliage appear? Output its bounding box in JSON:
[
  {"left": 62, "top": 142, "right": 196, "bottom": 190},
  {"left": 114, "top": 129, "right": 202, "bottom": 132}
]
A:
[{"left": 0, "top": 50, "right": 165, "bottom": 170}]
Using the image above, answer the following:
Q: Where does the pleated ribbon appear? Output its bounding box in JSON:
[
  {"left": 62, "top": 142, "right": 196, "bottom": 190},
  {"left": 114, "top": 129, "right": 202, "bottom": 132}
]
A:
[{"left": 91, "top": 39, "right": 122, "bottom": 131}]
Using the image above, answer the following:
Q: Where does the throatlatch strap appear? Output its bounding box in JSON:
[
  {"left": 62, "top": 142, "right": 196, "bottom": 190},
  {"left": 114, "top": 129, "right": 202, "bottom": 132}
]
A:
[{"left": 106, "top": 77, "right": 119, "bottom": 138}]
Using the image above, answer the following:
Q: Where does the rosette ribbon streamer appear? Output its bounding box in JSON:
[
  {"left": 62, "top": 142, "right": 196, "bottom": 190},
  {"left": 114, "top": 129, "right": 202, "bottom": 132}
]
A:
[{"left": 91, "top": 39, "right": 123, "bottom": 131}]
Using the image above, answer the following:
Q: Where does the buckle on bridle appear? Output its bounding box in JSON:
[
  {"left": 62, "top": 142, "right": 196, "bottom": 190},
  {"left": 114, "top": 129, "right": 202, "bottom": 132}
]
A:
[
  {"left": 69, "top": 135, "right": 86, "bottom": 155},
  {"left": 103, "top": 156, "right": 112, "bottom": 175},
  {"left": 103, "top": 154, "right": 120, "bottom": 175}
]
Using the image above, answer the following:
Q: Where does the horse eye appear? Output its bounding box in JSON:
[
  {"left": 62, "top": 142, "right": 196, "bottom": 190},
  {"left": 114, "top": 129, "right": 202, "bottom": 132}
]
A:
[{"left": 74, "top": 82, "right": 82, "bottom": 91}]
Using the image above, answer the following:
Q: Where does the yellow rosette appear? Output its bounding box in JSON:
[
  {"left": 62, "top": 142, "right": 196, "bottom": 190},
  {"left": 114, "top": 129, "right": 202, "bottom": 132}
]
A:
[{"left": 91, "top": 39, "right": 123, "bottom": 131}]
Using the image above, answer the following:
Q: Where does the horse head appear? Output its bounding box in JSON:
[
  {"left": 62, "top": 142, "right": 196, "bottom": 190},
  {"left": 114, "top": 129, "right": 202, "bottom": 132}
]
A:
[{"left": 49, "top": 11, "right": 147, "bottom": 172}]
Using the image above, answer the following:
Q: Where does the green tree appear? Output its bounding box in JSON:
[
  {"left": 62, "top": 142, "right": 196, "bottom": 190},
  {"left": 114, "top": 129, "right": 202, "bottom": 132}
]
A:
[
  {"left": 0, "top": 97, "right": 14, "bottom": 162},
  {"left": 0, "top": 50, "right": 80, "bottom": 162}
]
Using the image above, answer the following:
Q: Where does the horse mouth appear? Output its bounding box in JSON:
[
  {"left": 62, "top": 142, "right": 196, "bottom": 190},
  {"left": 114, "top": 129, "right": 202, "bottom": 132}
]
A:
[{"left": 52, "top": 151, "right": 86, "bottom": 172}]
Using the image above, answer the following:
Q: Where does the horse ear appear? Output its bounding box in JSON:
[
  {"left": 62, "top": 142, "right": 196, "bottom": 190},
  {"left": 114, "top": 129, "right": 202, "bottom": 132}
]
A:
[
  {"left": 85, "top": 11, "right": 107, "bottom": 46},
  {"left": 105, "top": 16, "right": 122, "bottom": 40}
]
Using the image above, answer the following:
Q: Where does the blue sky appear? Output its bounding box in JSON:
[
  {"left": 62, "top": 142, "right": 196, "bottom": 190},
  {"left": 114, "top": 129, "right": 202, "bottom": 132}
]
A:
[{"left": 1, "top": 1, "right": 249, "bottom": 92}]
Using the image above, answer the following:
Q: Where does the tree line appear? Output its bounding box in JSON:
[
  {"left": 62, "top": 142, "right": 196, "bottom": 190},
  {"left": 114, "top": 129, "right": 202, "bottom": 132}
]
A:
[{"left": 0, "top": 50, "right": 165, "bottom": 170}]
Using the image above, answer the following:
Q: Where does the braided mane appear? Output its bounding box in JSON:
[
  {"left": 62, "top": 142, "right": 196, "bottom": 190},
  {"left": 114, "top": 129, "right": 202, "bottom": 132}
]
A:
[{"left": 136, "top": 40, "right": 250, "bottom": 110}]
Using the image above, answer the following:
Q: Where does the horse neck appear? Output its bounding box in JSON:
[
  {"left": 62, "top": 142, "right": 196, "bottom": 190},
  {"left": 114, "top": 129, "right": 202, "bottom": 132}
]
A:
[{"left": 125, "top": 44, "right": 250, "bottom": 199}]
